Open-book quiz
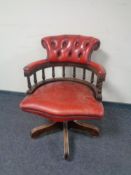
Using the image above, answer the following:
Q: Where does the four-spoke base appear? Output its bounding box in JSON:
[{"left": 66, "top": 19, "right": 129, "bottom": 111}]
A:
[{"left": 31, "top": 120, "right": 100, "bottom": 160}]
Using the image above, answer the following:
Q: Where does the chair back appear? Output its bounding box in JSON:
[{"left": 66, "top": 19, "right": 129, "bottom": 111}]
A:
[{"left": 41, "top": 35, "right": 100, "bottom": 64}]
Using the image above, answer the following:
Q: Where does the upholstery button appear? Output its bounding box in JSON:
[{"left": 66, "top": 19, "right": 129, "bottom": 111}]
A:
[
  {"left": 84, "top": 41, "right": 89, "bottom": 48},
  {"left": 74, "top": 41, "right": 80, "bottom": 48},
  {"left": 57, "top": 50, "right": 61, "bottom": 57},
  {"left": 68, "top": 50, "right": 72, "bottom": 57},
  {"left": 62, "top": 40, "right": 68, "bottom": 48},
  {"left": 78, "top": 51, "right": 82, "bottom": 58},
  {"left": 50, "top": 40, "right": 57, "bottom": 49}
]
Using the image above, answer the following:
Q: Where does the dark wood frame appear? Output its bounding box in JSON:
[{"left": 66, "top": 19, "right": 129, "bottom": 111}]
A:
[
  {"left": 24, "top": 61, "right": 105, "bottom": 160},
  {"left": 31, "top": 121, "right": 100, "bottom": 160},
  {"left": 24, "top": 62, "right": 105, "bottom": 101}
]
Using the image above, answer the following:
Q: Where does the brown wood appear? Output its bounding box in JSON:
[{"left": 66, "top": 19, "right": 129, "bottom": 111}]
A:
[
  {"left": 91, "top": 72, "right": 94, "bottom": 84},
  {"left": 31, "top": 122, "right": 62, "bottom": 138},
  {"left": 63, "top": 122, "right": 69, "bottom": 160},
  {"left": 33, "top": 72, "right": 37, "bottom": 85},
  {"left": 83, "top": 68, "right": 86, "bottom": 80},
  {"left": 73, "top": 66, "right": 76, "bottom": 78},
  {"left": 42, "top": 68, "right": 45, "bottom": 80},
  {"left": 62, "top": 65, "right": 65, "bottom": 78},
  {"left": 24, "top": 62, "right": 105, "bottom": 101},
  {"left": 52, "top": 66, "right": 55, "bottom": 78},
  {"left": 69, "top": 121, "right": 100, "bottom": 136},
  {"left": 30, "top": 120, "right": 100, "bottom": 159},
  {"left": 27, "top": 76, "right": 31, "bottom": 90}
]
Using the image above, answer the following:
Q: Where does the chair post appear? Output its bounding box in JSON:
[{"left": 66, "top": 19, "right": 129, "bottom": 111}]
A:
[{"left": 63, "top": 121, "right": 69, "bottom": 159}]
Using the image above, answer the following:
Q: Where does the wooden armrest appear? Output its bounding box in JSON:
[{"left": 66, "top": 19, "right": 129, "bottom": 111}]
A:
[
  {"left": 24, "top": 59, "right": 48, "bottom": 76},
  {"left": 87, "top": 61, "right": 106, "bottom": 80},
  {"left": 87, "top": 61, "right": 106, "bottom": 101}
]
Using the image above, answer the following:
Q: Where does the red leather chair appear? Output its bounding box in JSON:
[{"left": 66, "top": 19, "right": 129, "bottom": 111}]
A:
[{"left": 20, "top": 35, "right": 106, "bottom": 159}]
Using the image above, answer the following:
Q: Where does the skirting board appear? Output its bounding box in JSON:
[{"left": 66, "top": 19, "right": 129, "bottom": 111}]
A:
[{"left": 0, "top": 90, "right": 131, "bottom": 108}]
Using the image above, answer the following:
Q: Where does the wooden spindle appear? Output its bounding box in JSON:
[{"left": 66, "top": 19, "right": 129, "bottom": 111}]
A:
[
  {"left": 63, "top": 66, "right": 65, "bottom": 78},
  {"left": 83, "top": 68, "right": 86, "bottom": 80},
  {"left": 96, "top": 77, "right": 103, "bottom": 100},
  {"left": 27, "top": 76, "right": 31, "bottom": 89},
  {"left": 96, "top": 77, "right": 103, "bottom": 93},
  {"left": 73, "top": 66, "right": 76, "bottom": 78},
  {"left": 42, "top": 68, "right": 45, "bottom": 80},
  {"left": 91, "top": 72, "right": 94, "bottom": 83},
  {"left": 52, "top": 66, "right": 55, "bottom": 78},
  {"left": 33, "top": 72, "right": 37, "bottom": 84}
]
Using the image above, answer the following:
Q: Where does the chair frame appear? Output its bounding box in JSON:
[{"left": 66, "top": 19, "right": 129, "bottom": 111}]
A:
[
  {"left": 21, "top": 35, "right": 106, "bottom": 159},
  {"left": 31, "top": 121, "right": 100, "bottom": 159},
  {"left": 23, "top": 61, "right": 105, "bottom": 159},
  {"left": 25, "top": 62, "right": 105, "bottom": 100}
]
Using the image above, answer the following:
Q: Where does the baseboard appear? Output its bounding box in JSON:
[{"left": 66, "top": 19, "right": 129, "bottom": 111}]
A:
[
  {"left": 103, "top": 101, "right": 131, "bottom": 109},
  {"left": 0, "top": 90, "right": 131, "bottom": 107},
  {"left": 0, "top": 90, "right": 25, "bottom": 96}
]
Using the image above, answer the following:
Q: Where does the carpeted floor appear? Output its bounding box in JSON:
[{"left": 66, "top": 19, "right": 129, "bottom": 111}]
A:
[{"left": 0, "top": 91, "right": 131, "bottom": 175}]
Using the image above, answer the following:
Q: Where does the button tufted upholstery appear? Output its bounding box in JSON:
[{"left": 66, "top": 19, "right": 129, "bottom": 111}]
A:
[
  {"left": 20, "top": 35, "right": 106, "bottom": 159},
  {"left": 41, "top": 35, "right": 100, "bottom": 64}
]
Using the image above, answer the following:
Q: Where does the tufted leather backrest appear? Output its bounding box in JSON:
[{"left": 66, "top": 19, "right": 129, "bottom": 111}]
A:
[{"left": 41, "top": 35, "right": 100, "bottom": 64}]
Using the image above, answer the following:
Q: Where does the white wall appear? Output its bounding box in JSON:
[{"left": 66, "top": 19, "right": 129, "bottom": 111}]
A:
[{"left": 0, "top": 0, "right": 131, "bottom": 103}]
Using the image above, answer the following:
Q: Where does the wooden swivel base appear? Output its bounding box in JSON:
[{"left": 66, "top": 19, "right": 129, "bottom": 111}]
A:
[{"left": 31, "top": 121, "right": 100, "bottom": 160}]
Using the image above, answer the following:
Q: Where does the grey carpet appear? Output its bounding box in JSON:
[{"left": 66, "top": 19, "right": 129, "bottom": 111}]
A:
[{"left": 0, "top": 91, "right": 131, "bottom": 175}]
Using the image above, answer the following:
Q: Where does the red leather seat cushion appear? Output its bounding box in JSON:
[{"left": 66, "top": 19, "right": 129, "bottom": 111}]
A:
[{"left": 20, "top": 81, "right": 104, "bottom": 122}]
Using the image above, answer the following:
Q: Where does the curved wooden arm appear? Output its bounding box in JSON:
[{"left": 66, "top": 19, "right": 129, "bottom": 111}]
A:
[
  {"left": 24, "top": 59, "right": 48, "bottom": 76},
  {"left": 87, "top": 61, "right": 106, "bottom": 80},
  {"left": 87, "top": 61, "right": 106, "bottom": 100},
  {"left": 23, "top": 60, "right": 106, "bottom": 101}
]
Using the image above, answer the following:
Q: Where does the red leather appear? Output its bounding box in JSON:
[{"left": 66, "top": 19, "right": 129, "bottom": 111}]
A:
[
  {"left": 24, "top": 59, "right": 48, "bottom": 75},
  {"left": 41, "top": 35, "right": 100, "bottom": 64},
  {"left": 88, "top": 61, "right": 106, "bottom": 78},
  {"left": 24, "top": 58, "right": 106, "bottom": 79},
  {"left": 24, "top": 35, "right": 103, "bottom": 76},
  {"left": 20, "top": 81, "right": 104, "bottom": 122}
]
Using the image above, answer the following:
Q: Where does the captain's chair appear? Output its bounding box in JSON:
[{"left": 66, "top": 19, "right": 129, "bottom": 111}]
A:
[{"left": 20, "top": 35, "right": 106, "bottom": 159}]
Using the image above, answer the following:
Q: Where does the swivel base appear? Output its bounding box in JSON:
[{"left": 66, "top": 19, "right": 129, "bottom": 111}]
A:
[{"left": 31, "top": 121, "right": 100, "bottom": 160}]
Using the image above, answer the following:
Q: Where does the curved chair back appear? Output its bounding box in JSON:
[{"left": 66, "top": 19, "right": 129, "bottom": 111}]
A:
[
  {"left": 41, "top": 35, "right": 100, "bottom": 63},
  {"left": 24, "top": 35, "right": 104, "bottom": 101}
]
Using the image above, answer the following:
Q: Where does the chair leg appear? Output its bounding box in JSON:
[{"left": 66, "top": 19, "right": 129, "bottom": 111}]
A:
[
  {"left": 69, "top": 121, "right": 100, "bottom": 136},
  {"left": 63, "top": 122, "right": 69, "bottom": 160},
  {"left": 30, "top": 120, "right": 100, "bottom": 159},
  {"left": 31, "top": 122, "right": 62, "bottom": 138}
]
